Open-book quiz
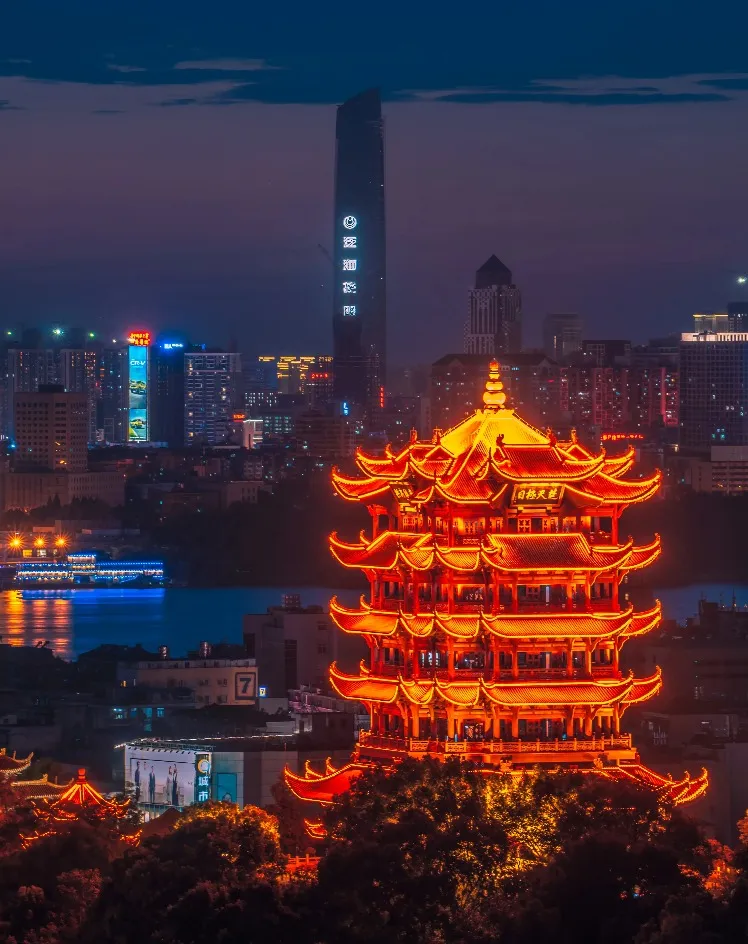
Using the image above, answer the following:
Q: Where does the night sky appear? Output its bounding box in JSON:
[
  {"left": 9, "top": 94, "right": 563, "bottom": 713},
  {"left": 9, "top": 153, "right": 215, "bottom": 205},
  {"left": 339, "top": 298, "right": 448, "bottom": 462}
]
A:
[{"left": 2, "top": 2, "right": 748, "bottom": 363}]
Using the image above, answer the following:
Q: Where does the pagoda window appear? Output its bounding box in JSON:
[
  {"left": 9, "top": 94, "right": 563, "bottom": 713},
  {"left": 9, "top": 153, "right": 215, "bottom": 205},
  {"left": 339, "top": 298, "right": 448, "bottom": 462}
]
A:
[
  {"left": 517, "top": 517, "right": 532, "bottom": 533},
  {"left": 498, "top": 651, "right": 513, "bottom": 670},
  {"left": 518, "top": 652, "right": 548, "bottom": 670},
  {"left": 489, "top": 517, "right": 503, "bottom": 533},
  {"left": 459, "top": 585, "right": 485, "bottom": 605},
  {"left": 434, "top": 517, "right": 447, "bottom": 535},
  {"left": 498, "top": 719, "right": 514, "bottom": 740},
  {"left": 462, "top": 720, "right": 485, "bottom": 741},
  {"left": 419, "top": 650, "right": 448, "bottom": 669},
  {"left": 401, "top": 514, "right": 420, "bottom": 532},
  {"left": 562, "top": 516, "right": 577, "bottom": 533},
  {"left": 455, "top": 651, "right": 485, "bottom": 671},
  {"left": 383, "top": 648, "right": 404, "bottom": 666},
  {"left": 580, "top": 516, "right": 592, "bottom": 533},
  {"left": 541, "top": 517, "right": 558, "bottom": 533}
]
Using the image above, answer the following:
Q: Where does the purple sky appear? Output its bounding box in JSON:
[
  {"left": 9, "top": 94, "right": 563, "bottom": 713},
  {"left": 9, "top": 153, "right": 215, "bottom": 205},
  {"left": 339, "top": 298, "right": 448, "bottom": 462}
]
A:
[{"left": 1, "top": 68, "right": 748, "bottom": 363}]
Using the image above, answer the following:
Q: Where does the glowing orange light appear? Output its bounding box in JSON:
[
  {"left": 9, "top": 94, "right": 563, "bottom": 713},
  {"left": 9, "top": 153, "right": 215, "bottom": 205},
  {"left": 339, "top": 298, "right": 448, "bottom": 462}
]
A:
[
  {"left": 55, "top": 537, "right": 66, "bottom": 548},
  {"left": 232, "top": 413, "right": 246, "bottom": 421},
  {"left": 8, "top": 536, "right": 22, "bottom": 550},
  {"left": 34, "top": 537, "right": 45, "bottom": 549},
  {"left": 285, "top": 362, "right": 705, "bottom": 815},
  {"left": 127, "top": 330, "right": 151, "bottom": 347}
]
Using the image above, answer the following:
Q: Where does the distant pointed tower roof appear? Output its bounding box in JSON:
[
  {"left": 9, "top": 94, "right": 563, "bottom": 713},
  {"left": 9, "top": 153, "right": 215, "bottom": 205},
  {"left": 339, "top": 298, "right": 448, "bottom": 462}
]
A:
[{"left": 475, "top": 254, "right": 512, "bottom": 289}]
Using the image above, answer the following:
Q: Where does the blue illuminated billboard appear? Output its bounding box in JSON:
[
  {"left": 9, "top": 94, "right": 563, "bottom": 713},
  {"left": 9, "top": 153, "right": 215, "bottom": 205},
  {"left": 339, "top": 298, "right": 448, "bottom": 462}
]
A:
[{"left": 128, "top": 331, "right": 150, "bottom": 442}]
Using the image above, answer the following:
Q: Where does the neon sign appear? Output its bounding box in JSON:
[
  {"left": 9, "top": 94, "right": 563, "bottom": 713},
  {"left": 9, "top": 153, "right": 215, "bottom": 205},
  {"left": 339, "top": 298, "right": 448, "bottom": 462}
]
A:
[
  {"left": 343, "top": 216, "right": 358, "bottom": 229},
  {"left": 127, "top": 331, "right": 151, "bottom": 347},
  {"left": 342, "top": 281, "right": 357, "bottom": 294},
  {"left": 601, "top": 432, "right": 645, "bottom": 442},
  {"left": 511, "top": 484, "right": 565, "bottom": 507},
  {"left": 195, "top": 754, "right": 212, "bottom": 804}
]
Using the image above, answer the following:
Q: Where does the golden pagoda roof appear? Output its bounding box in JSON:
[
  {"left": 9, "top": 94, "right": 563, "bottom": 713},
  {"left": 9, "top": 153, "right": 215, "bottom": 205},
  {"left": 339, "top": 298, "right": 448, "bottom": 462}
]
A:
[
  {"left": 329, "top": 663, "right": 662, "bottom": 709},
  {"left": 330, "top": 531, "right": 661, "bottom": 575},
  {"left": 333, "top": 363, "right": 660, "bottom": 508},
  {"left": 329, "top": 597, "right": 662, "bottom": 641},
  {"left": 10, "top": 774, "right": 68, "bottom": 802},
  {"left": 0, "top": 748, "right": 33, "bottom": 777}
]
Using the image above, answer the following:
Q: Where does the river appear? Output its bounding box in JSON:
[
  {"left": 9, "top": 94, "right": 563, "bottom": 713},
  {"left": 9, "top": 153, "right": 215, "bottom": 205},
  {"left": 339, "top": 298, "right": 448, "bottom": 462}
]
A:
[{"left": 0, "top": 583, "right": 744, "bottom": 661}]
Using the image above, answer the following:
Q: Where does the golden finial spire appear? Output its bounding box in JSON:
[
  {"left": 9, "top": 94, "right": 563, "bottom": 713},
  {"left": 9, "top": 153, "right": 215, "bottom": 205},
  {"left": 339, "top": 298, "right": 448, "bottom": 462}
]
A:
[{"left": 482, "top": 360, "right": 507, "bottom": 410}]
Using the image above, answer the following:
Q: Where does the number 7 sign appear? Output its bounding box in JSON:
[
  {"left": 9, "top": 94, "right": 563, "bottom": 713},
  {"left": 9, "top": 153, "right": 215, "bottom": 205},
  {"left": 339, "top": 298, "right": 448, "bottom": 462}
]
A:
[{"left": 234, "top": 672, "right": 257, "bottom": 701}]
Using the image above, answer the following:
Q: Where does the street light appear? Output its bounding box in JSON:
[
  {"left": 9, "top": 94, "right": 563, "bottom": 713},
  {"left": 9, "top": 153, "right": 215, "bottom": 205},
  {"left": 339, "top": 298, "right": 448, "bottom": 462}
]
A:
[
  {"left": 55, "top": 536, "right": 67, "bottom": 549},
  {"left": 34, "top": 537, "right": 45, "bottom": 549},
  {"left": 8, "top": 536, "right": 23, "bottom": 551},
  {"left": 738, "top": 276, "right": 747, "bottom": 284}
]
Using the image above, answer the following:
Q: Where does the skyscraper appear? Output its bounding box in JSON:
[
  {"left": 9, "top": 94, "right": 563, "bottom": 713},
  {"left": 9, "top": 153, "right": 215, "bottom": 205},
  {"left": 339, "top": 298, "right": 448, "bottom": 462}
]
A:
[
  {"left": 464, "top": 255, "right": 522, "bottom": 355},
  {"left": 184, "top": 351, "right": 242, "bottom": 446},
  {"left": 332, "top": 88, "right": 386, "bottom": 409},
  {"left": 150, "top": 337, "right": 189, "bottom": 447},
  {"left": 680, "top": 329, "right": 748, "bottom": 453},
  {"left": 542, "top": 313, "right": 582, "bottom": 362}
]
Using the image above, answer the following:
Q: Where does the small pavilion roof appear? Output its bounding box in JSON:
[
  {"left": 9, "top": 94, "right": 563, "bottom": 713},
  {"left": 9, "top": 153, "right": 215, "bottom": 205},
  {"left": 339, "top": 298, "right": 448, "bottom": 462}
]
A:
[{"left": 0, "top": 748, "right": 33, "bottom": 777}]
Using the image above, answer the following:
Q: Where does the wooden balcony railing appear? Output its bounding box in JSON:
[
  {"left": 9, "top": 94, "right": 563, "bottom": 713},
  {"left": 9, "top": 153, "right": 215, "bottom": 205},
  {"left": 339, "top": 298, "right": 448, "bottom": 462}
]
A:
[{"left": 358, "top": 731, "right": 633, "bottom": 755}]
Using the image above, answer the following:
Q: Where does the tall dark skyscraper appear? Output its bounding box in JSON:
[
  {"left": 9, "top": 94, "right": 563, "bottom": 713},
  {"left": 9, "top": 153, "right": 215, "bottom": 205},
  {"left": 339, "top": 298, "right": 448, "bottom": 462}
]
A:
[
  {"left": 464, "top": 255, "right": 522, "bottom": 356},
  {"left": 332, "top": 88, "right": 386, "bottom": 409}
]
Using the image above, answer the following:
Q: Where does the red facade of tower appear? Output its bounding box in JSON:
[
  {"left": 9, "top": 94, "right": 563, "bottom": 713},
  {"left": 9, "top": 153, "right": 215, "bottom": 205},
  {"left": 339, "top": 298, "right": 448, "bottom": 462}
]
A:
[{"left": 285, "top": 363, "right": 707, "bottom": 810}]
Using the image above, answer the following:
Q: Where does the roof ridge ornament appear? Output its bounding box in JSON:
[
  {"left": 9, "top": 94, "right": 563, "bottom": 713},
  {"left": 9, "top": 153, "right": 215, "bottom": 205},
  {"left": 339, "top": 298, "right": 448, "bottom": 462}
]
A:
[{"left": 483, "top": 360, "right": 507, "bottom": 411}]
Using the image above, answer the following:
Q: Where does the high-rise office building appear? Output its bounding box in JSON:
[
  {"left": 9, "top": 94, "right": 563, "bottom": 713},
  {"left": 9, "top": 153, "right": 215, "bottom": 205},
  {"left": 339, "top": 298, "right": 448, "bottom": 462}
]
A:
[
  {"left": 332, "top": 88, "right": 386, "bottom": 409},
  {"left": 59, "top": 346, "right": 100, "bottom": 444},
  {"left": 680, "top": 330, "right": 748, "bottom": 453},
  {"left": 14, "top": 385, "right": 88, "bottom": 472},
  {"left": 464, "top": 255, "right": 522, "bottom": 355},
  {"left": 150, "top": 338, "right": 189, "bottom": 447},
  {"left": 184, "top": 351, "right": 242, "bottom": 446},
  {"left": 542, "top": 313, "right": 582, "bottom": 363},
  {"left": 97, "top": 346, "right": 127, "bottom": 444},
  {"left": 727, "top": 301, "right": 748, "bottom": 332}
]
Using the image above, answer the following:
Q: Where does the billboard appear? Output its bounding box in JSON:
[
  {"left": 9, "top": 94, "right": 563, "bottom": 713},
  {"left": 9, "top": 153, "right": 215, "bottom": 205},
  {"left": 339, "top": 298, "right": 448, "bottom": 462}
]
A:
[
  {"left": 128, "top": 331, "right": 150, "bottom": 442},
  {"left": 124, "top": 744, "right": 212, "bottom": 810}
]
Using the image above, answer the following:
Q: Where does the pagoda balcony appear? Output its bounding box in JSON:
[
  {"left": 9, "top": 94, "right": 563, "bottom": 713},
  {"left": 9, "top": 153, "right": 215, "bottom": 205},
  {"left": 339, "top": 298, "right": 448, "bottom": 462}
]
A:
[
  {"left": 374, "top": 667, "right": 621, "bottom": 681},
  {"left": 377, "top": 600, "right": 620, "bottom": 615},
  {"left": 359, "top": 731, "right": 633, "bottom": 756}
]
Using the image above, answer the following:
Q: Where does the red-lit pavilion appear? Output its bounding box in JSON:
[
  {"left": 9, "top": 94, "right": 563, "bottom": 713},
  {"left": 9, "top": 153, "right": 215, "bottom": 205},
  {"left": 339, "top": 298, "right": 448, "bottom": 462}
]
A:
[
  {"left": 23, "top": 768, "right": 138, "bottom": 846},
  {"left": 285, "top": 363, "right": 707, "bottom": 810}
]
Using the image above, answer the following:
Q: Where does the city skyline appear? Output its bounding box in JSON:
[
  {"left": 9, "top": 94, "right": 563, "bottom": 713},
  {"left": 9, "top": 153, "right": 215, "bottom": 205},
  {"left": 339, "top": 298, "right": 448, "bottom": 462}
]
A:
[{"left": 2, "top": 6, "right": 748, "bottom": 363}]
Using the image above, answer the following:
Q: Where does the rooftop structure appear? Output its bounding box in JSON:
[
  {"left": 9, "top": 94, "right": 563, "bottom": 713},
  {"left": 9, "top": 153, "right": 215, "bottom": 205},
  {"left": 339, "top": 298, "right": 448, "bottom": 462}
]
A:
[{"left": 285, "top": 362, "right": 707, "bottom": 817}]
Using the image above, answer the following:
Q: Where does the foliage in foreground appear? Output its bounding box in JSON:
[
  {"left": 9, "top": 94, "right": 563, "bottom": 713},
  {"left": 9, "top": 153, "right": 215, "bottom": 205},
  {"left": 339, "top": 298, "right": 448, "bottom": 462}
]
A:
[{"left": 0, "top": 762, "right": 747, "bottom": 943}]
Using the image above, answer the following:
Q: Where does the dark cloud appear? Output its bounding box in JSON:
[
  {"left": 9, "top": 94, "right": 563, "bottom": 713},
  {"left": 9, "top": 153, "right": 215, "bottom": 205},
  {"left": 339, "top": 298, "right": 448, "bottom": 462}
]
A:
[
  {"left": 698, "top": 76, "right": 748, "bottom": 90},
  {"left": 92, "top": 107, "right": 123, "bottom": 114},
  {"left": 0, "top": 99, "right": 21, "bottom": 110},
  {"left": 155, "top": 97, "right": 199, "bottom": 108},
  {"left": 431, "top": 90, "right": 730, "bottom": 106}
]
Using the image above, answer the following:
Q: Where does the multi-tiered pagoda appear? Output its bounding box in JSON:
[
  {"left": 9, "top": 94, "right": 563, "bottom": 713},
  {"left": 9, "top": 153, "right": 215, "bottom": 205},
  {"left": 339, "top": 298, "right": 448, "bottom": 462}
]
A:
[{"left": 286, "top": 363, "right": 707, "bottom": 809}]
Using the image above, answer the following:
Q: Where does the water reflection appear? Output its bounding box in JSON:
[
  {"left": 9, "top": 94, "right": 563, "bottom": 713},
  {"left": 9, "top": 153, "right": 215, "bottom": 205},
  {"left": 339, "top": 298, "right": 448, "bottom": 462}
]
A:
[{"left": 3, "top": 590, "right": 74, "bottom": 659}]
